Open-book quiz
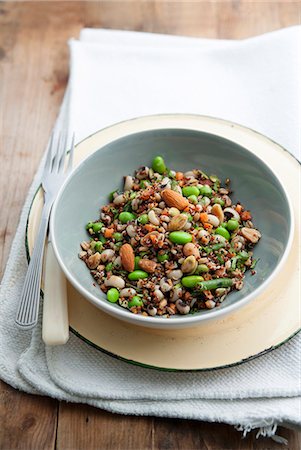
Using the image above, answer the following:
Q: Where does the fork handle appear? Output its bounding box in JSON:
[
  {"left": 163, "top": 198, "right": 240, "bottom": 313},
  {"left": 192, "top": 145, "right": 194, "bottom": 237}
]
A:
[
  {"left": 15, "top": 201, "right": 52, "bottom": 329},
  {"left": 42, "top": 241, "right": 69, "bottom": 345}
]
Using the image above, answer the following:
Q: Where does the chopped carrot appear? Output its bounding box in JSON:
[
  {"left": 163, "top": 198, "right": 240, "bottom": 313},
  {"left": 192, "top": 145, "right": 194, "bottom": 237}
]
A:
[
  {"left": 175, "top": 172, "right": 184, "bottom": 180},
  {"left": 184, "top": 206, "right": 190, "bottom": 212},
  {"left": 241, "top": 210, "right": 252, "bottom": 221},
  {"left": 150, "top": 234, "right": 157, "bottom": 244},
  {"left": 179, "top": 180, "right": 184, "bottom": 187},
  {"left": 104, "top": 228, "right": 114, "bottom": 238},
  {"left": 145, "top": 224, "right": 156, "bottom": 232},
  {"left": 204, "top": 223, "right": 213, "bottom": 231},
  {"left": 200, "top": 212, "right": 208, "bottom": 223},
  {"left": 236, "top": 204, "right": 242, "bottom": 213}
]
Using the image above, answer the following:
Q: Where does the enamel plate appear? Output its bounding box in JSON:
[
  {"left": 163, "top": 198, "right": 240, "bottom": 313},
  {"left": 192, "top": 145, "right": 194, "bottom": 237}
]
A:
[{"left": 26, "top": 115, "right": 300, "bottom": 370}]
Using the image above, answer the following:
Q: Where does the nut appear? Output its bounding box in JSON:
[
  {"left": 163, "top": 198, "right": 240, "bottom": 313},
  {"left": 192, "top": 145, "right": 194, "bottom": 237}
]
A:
[
  {"left": 181, "top": 255, "right": 197, "bottom": 274},
  {"left": 211, "top": 203, "right": 224, "bottom": 223},
  {"left": 168, "top": 214, "right": 188, "bottom": 231},
  {"left": 161, "top": 189, "right": 189, "bottom": 210},
  {"left": 120, "top": 243, "right": 135, "bottom": 272},
  {"left": 241, "top": 227, "right": 261, "bottom": 244},
  {"left": 87, "top": 252, "right": 102, "bottom": 269},
  {"left": 138, "top": 259, "right": 157, "bottom": 273},
  {"left": 183, "top": 243, "right": 200, "bottom": 259}
]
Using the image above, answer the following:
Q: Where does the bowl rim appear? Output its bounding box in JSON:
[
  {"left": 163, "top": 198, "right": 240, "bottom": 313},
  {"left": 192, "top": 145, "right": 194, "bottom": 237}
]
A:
[{"left": 50, "top": 113, "right": 295, "bottom": 328}]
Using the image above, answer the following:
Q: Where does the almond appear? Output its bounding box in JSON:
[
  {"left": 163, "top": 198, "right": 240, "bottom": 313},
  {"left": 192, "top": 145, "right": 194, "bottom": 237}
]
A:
[
  {"left": 161, "top": 189, "right": 189, "bottom": 210},
  {"left": 138, "top": 259, "right": 157, "bottom": 273},
  {"left": 120, "top": 243, "right": 135, "bottom": 272},
  {"left": 168, "top": 214, "right": 188, "bottom": 231}
]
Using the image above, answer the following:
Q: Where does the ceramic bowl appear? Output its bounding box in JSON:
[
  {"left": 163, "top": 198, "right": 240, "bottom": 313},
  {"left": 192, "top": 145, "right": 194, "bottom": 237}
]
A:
[{"left": 50, "top": 115, "right": 294, "bottom": 329}]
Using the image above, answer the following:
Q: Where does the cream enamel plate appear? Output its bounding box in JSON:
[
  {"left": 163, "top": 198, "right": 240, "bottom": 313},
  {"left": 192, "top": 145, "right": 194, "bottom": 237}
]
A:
[{"left": 26, "top": 115, "right": 301, "bottom": 370}]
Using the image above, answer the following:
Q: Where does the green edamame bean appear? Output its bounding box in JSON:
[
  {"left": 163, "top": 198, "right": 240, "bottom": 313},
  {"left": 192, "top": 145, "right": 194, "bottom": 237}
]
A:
[
  {"left": 238, "top": 250, "right": 249, "bottom": 261},
  {"left": 157, "top": 253, "right": 169, "bottom": 263},
  {"left": 138, "top": 214, "right": 149, "bottom": 225},
  {"left": 213, "top": 198, "right": 225, "bottom": 206},
  {"left": 94, "top": 242, "right": 103, "bottom": 252},
  {"left": 227, "top": 219, "right": 239, "bottom": 231},
  {"left": 98, "top": 235, "right": 107, "bottom": 244},
  {"left": 107, "top": 288, "right": 120, "bottom": 303},
  {"left": 188, "top": 195, "right": 198, "bottom": 204},
  {"left": 119, "top": 212, "right": 135, "bottom": 223},
  {"left": 200, "top": 196, "right": 210, "bottom": 206},
  {"left": 128, "top": 296, "right": 143, "bottom": 308},
  {"left": 169, "top": 231, "right": 192, "bottom": 245},
  {"left": 198, "top": 278, "right": 233, "bottom": 291},
  {"left": 215, "top": 227, "right": 230, "bottom": 240},
  {"left": 182, "top": 186, "right": 200, "bottom": 197},
  {"left": 152, "top": 156, "right": 166, "bottom": 174},
  {"left": 134, "top": 256, "right": 141, "bottom": 270},
  {"left": 92, "top": 222, "right": 103, "bottom": 233},
  {"left": 105, "top": 262, "right": 113, "bottom": 272},
  {"left": 200, "top": 185, "right": 212, "bottom": 197},
  {"left": 140, "top": 180, "right": 148, "bottom": 188},
  {"left": 181, "top": 275, "right": 204, "bottom": 288},
  {"left": 128, "top": 270, "right": 148, "bottom": 281},
  {"left": 195, "top": 264, "right": 209, "bottom": 273},
  {"left": 109, "top": 191, "right": 117, "bottom": 202},
  {"left": 86, "top": 221, "right": 93, "bottom": 230},
  {"left": 113, "top": 232, "right": 123, "bottom": 242}
]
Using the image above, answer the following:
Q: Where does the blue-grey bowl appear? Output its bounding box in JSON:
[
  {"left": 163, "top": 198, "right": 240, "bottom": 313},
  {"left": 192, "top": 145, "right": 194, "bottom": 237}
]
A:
[{"left": 50, "top": 115, "right": 294, "bottom": 329}]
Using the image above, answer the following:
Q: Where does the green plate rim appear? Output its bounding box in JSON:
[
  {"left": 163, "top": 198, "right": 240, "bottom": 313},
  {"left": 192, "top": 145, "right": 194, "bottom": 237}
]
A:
[{"left": 25, "top": 114, "right": 301, "bottom": 372}]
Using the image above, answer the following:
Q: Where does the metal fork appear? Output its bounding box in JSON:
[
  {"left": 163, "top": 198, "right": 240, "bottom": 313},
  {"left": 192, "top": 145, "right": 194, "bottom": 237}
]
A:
[{"left": 15, "top": 132, "right": 75, "bottom": 330}]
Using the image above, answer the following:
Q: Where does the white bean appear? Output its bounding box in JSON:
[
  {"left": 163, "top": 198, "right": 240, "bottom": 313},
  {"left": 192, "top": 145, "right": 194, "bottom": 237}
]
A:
[
  {"left": 124, "top": 176, "right": 134, "bottom": 191},
  {"left": 131, "top": 198, "right": 140, "bottom": 211},
  {"left": 100, "top": 249, "right": 115, "bottom": 263},
  {"left": 207, "top": 214, "right": 220, "bottom": 227},
  {"left": 169, "top": 207, "right": 180, "bottom": 217},
  {"left": 105, "top": 275, "right": 125, "bottom": 289},
  {"left": 224, "top": 207, "right": 240, "bottom": 220},
  {"left": 113, "top": 194, "right": 126, "bottom": 206},
  {"left": 160, "top": 278, "right": 172, "bottom": 292},
  {"left": 167, "top": 270, "right": 183, "bottom": 280},
  {"left": 120, "top": 288, "right": 136, "bottom": 297},
  {"left": 126, "top": 224, "right": 136, "bottom": 237},
  {"left": 154, "top": 289, "right": 164, "bottom": 300},
  {"left": 176, "top": 300, "right": 190, "bottom": 315},
  {"left": 148, "top": 210, "right": 160, "bottom": 226}
]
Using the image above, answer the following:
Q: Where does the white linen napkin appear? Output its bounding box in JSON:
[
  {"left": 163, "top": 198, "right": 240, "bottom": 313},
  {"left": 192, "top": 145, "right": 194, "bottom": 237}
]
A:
[{"left": 0, "top": 27, "right": 300, "bottom": 443}]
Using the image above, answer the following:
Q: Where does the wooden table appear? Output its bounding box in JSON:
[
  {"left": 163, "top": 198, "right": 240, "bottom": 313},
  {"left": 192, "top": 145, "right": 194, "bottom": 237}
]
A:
[{"left": 0, "top": 2, "right": 300, "bottom": 449}]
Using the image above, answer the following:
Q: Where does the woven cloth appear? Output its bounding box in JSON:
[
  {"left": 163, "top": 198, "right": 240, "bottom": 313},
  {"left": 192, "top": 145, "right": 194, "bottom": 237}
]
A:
[{"left": 0, "top": 27, "right": 300, "bottom": 442}]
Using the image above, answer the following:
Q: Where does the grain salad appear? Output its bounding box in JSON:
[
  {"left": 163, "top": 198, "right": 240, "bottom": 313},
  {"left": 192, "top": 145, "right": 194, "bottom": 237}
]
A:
[{"left": 79, "top": 156, "right": 261, "bottom": 317}]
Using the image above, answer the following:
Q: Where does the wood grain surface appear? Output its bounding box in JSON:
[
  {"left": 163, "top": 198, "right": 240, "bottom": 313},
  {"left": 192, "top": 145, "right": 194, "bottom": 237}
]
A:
[{"left": 0, "top": 1, "right": 300, "bottom": 449}]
